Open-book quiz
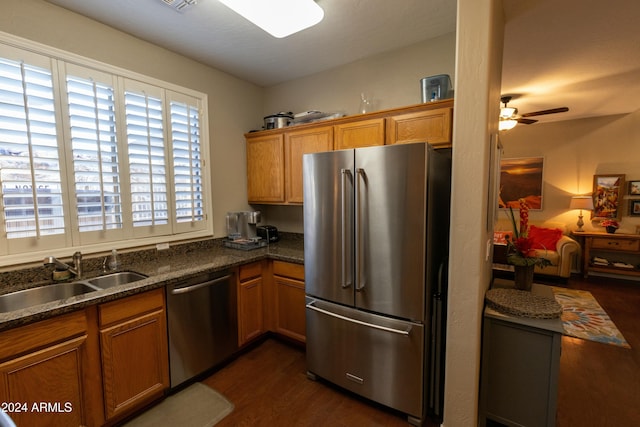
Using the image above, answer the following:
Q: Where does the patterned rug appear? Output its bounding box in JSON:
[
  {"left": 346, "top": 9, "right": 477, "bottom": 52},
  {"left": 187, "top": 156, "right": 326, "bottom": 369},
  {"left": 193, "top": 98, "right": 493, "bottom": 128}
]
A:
[{"left": 552, "top": 287, "right": 630, "bottom": 348}]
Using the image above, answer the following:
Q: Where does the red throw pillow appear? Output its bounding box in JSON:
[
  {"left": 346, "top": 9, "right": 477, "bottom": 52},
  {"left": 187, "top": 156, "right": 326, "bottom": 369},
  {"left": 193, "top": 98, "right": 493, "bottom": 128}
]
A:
[{"left": 528, "top": 225, "right": 563, "bottom": 250}]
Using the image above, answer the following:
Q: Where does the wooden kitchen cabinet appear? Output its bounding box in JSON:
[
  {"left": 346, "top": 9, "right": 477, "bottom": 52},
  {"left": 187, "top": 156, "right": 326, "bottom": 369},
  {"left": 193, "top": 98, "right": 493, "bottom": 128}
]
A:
[
  {"left": 334, "top": 118, "right": 385, "bottom": 149},
  {"left": 237, "top": 261, "right": 265, "bottom": 346},
  {"left": 386, "top": 106, "right": 453, "bottom": 148},
  {"left": 284, "top": 125, "right": 333, "bottom": 204},
  {"left": 246, "top": 133, "right": 285, "bottom": 203},
  {"left": 98, "top": 288, "right": 169, "bottom": 423},
  {"left": 246, "top": 101, "right": 453, "bottom": 205},
  {"left": 0, "top": 309, "right": 103, "bottom": 427},
  {"left": 272, "top": 261, "right": 306, "bottom": 344}
]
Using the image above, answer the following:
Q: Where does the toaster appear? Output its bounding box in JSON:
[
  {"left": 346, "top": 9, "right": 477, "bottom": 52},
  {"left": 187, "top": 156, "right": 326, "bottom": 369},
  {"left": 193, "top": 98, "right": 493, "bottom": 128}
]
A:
[{"left": 257, "top": 225, "right": 279, "bottom": 243}]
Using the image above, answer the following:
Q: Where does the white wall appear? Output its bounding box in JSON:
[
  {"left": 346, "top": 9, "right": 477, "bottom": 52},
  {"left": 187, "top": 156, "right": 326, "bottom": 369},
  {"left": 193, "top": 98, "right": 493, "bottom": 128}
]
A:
[
  {"left": 264, "top": 33, "right": 456, "bottom": 118},
  {"left": 0, "top": 0, "right": 263, "bottom": 238},
  {"left": 444, "top": 0, "right": 505, "bottom": 425},
  {"left": 499, "top": 111, "right": 640, "bottom": 234},
  {"left": 259, "top": 32, "right": 457, "bottom": 233}
]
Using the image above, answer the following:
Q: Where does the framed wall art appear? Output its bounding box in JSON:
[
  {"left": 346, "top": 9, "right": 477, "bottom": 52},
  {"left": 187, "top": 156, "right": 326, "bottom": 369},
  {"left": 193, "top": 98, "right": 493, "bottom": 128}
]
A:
[
  {"left": 592, "top": 174, "right": 625, "bottom": 220},
  {"left": 498, "top": 157, "right": 544, "bottom": 210},
  {"left": 630, "top": 200, "right": 640, "bottom": 217},
  {"left": 629, "top": 180, "right": 640, "bottom": 195}
]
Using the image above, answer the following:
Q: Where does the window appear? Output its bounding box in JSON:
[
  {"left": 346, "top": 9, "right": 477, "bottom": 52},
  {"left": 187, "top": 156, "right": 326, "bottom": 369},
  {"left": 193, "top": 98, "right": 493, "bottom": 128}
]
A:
[{"left": 0, "top": 37, "right": 210, "bottom": 262}]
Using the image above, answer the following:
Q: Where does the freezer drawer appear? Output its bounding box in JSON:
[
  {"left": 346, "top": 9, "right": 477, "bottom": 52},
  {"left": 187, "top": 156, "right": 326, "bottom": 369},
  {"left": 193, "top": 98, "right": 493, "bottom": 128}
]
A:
[{"left": 306, "top": 298, "right": 425, "bottom": 419}]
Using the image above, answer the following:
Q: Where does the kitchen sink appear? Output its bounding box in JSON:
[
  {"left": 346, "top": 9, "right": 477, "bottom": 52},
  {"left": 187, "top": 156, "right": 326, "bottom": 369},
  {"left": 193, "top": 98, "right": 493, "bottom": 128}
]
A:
[
  {"left": 0, "top": 282, "right": 101, "bottom": 313},
  {"left": 86, "top": 271, "right": 147, "bottom": 289}
]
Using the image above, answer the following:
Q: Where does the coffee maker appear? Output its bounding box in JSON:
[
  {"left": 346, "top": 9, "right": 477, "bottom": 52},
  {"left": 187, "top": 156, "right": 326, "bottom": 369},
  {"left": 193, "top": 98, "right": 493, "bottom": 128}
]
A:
[{"left": 226, "top": 211, "right": 261, "bottom": 241}]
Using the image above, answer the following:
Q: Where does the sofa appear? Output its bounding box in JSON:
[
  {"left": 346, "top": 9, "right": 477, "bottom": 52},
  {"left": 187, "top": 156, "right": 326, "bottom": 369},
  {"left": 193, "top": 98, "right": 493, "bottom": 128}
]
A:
[{"left": 493, "top": 220, "right": 580, "bottom": 279}]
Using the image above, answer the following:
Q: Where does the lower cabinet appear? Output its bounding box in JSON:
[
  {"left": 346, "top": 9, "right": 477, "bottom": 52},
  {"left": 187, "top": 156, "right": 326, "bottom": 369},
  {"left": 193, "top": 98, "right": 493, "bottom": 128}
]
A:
[
  {"left": 273, "top": 261, "right": 306, "bottom": 344},
  {"left": 0, "top": 310, "right": 103, "bottom": 426},
  {"left": 98, "top": 288, "right": 169, "bottom": 423},
  {"left": 237, "top": 261, "right": 265, "bottom": 347},
  {"left": 480, "top": 285, "right": 563, "bottom": 427}
]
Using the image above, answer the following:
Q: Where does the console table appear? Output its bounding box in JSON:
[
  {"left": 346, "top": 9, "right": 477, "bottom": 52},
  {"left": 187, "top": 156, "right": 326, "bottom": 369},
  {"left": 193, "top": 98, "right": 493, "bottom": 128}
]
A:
[
  {"left": 479, "top": 280, "right": 563, "bottom": 427},
  {"left": 573, "top": 232, "right": 640, "bottom": 278}
]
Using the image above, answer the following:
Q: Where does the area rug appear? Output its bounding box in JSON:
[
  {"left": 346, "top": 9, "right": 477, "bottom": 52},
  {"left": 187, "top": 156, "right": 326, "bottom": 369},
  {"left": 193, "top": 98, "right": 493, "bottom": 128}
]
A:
[
  {"left": 124, "top": 382, "right": 234, "bottom": 427},
  {"left": 551, "top": 287, "right": 630, "bottom": 349}
]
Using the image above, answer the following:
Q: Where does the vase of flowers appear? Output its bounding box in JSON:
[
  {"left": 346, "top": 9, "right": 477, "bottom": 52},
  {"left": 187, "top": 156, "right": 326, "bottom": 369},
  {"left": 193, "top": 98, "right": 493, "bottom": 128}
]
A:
[
  {"left": 601, "top": 219, "right": 619, "bottom": 234},
  {"left": 505, "top": 199, "right": 552, "bottom": 291}
]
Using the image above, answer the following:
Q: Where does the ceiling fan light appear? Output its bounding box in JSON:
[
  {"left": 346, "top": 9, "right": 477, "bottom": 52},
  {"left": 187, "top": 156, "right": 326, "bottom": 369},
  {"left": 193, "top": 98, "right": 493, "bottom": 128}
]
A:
[
  {"left": 499, "top": 118, "right": 518, "bottom": 131},
  {"left": 500, "top": 107, "right": 516, "bottom": 118},
  {"left": 219, "top": 0, "right": 324, "bottom": 38}
]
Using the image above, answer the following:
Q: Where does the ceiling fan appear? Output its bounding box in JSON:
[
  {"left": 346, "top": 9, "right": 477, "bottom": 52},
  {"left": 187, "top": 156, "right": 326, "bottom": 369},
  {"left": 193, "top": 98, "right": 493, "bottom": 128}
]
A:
[{"left": 499, "top": 95, "right": 569, "bottom": 130}]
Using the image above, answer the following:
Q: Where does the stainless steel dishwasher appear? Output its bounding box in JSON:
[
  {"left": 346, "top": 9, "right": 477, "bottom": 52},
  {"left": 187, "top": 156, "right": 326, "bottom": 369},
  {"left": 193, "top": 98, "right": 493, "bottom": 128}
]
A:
[{"left": 165, "top": 269, "right": 238, "bottom": 389}]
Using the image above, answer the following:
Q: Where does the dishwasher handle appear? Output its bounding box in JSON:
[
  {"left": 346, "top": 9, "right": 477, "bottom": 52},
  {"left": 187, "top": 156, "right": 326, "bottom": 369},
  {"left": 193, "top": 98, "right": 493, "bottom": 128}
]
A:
[{"left": 170, "top": 274, "right": 231, "bottom": 295}]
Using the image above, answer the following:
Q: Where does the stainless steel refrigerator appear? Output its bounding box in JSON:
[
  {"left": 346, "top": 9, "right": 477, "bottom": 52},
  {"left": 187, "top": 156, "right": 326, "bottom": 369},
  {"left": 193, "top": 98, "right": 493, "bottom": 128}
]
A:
[{"left": 303, "top": 142, "right": 451, "bottom": 426}]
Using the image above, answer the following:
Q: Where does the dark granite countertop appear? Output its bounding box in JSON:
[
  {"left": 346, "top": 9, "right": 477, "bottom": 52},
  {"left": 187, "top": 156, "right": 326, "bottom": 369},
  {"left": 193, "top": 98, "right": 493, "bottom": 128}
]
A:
[{"left": 0, "top": 234, "right": 304, "bottom": 332}]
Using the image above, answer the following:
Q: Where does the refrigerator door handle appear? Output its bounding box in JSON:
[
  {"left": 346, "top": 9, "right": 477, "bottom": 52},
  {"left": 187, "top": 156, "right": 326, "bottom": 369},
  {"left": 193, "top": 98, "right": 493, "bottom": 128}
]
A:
[
  {"left": 306, "top": 300, "right": 411, "bottom": 336},
  {"left": 355, "top": 167, "right": 365, "bottom": 291},
  {"left": 341, "top": 168, "right": 352, "bottom": 289}
]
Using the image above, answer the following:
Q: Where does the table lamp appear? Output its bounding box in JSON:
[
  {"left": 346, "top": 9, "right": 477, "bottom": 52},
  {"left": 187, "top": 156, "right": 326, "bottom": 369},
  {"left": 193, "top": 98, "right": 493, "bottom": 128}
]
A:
[{"left": 569, "top": 196, "right": 594, "bottom": 232}]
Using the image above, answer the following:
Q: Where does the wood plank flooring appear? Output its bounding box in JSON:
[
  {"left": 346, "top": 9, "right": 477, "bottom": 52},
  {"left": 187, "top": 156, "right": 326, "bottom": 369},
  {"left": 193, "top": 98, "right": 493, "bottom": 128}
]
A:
[
  {"left": 555, "top": 275, "right": 640, "bottom": 427},
  {"left": 203, "top": 274, "right": 640, "bottom": 426}
]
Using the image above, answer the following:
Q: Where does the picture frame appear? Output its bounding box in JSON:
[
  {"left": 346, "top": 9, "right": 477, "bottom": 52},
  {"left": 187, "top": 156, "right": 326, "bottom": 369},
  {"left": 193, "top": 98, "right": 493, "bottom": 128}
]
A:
[
  {"left": 592, "top": 174, "right": 625, "bottom": 220},
  {"left": 630, "top": 200, "right": 640, "bottom": 217},
  {"left": 629, "top": 181, "right": 640, "bottom": 195},
  {"left": 498, "top": 156, "right": 544, "bottom": 210}
]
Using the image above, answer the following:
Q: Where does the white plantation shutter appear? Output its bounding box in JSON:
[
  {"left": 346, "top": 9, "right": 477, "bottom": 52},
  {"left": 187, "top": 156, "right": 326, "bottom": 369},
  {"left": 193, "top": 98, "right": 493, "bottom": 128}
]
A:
[
  {"left": 0, "top": 37, "right": 211, "bottom": 263},
  {"left": 124, "top": 81, "right": 170, "bottom": 235},
  {"left": 169, "top": 93, "right": 205, "bottom": 232},
  {"left": 65, "top": 69, "right": 123, "bottom": 235},
  {"left": 0, "top": 48, "right": 67, "bottom": 254}
]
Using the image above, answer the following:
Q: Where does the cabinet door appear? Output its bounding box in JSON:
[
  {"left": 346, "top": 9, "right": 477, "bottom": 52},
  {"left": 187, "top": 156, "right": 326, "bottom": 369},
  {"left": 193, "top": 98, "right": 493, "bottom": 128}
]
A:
[
  {"left": 246, "top": 133, "right": 285, "bottom": 203},
  {"left": 238, "top": 276, "right": 264, "bottom": 346},
  {"left": 386, "top": 107, "right": 452, "bottom": 148},
  {"left": 99, "top": 290, "right": 169, "bottom": 421},
  {"left": 0, "top": 335, "right": 89, "bottom": 427},
  {"left": 285, "top": 126, "right": 333, "bottom": 203},
  {"left": 334, "top": 118, "right": 385, "bottom": 150},
  {"left": 274, "top": 274, "right": 306, "bottom": 343}
]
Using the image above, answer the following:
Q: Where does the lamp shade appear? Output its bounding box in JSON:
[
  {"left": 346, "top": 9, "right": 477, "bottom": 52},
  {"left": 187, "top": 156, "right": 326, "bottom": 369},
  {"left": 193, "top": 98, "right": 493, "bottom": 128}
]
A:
[
  {"left": 569, "top": 195, "right": 594, "bottom": 210},
  {"left": 499, "top": 118, "right": 518, "bottom": 131}
]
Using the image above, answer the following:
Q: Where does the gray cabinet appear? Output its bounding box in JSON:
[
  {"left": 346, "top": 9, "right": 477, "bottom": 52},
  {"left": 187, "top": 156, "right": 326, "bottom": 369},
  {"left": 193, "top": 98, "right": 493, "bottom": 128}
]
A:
[{"left": 479, "top": 283, "right": 563, "bottom": 427}]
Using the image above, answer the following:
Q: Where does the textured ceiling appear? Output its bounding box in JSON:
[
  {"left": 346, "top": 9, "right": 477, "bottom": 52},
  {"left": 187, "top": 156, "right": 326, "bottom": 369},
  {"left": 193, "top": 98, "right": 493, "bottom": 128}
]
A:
[
  {"left": 46, "top": 0, "right": 640, "bottom": 124},
  {"left": 46, "top": 0, "right": 457, "bottom": 87}
]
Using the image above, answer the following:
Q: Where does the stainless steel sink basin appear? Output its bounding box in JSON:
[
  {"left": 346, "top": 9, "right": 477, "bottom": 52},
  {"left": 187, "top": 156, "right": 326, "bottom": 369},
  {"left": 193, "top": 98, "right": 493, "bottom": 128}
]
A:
[
  {"left": 86, "top": 271, "right": 147, "bottom": 289},
  {"left": 0, "top": 282, "right": 101, "bottom": 313}
]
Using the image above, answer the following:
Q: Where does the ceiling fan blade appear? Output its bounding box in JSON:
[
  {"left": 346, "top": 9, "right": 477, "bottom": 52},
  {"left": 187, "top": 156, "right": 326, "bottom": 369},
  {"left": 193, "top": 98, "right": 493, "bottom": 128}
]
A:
[
  {"left": 517, "top": 118, "right": 538, "bottom": 125},
  {"left": 521, "top": 107, "right": 569, "bottom": 118}
]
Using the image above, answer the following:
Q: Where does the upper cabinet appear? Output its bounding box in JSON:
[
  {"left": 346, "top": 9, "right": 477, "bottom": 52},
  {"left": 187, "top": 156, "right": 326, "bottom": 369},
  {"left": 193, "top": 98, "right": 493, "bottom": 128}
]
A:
[
  {"left": 386, "top": 106, "right": 452, "bottom": 148},
  {"left": 246, "top": 100, "right": 453, "bottom": 205},
  {"left": 334, "top": 118, "right": 385, "bottom": 149},
  {"left": 285, "top": 126, "right": 333, "bottom": 204},
  {"left": 246, "top": 133, "right": 286, "bottom": 203}
]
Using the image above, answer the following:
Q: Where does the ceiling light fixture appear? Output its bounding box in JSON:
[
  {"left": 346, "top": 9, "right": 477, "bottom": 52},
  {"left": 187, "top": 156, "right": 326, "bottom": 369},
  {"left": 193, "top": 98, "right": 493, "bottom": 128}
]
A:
[
  {"left": 219, "top": 0, "right": 325, "bottom": 38},
  {"left": 499, "top": 118, "right": 518, "bottom": 131}
]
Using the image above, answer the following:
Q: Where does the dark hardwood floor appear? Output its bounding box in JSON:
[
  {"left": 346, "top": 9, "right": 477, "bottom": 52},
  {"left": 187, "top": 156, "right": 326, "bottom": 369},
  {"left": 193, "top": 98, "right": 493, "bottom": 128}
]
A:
[
  {"left": 203, "top": 338, "right": 414, "bottom": 426},
  {"left": 203, "top": 274, "right": 640, "bottom": 426},
  {"left": 554, "top": 274, "right": 640, "bottom": 427}
]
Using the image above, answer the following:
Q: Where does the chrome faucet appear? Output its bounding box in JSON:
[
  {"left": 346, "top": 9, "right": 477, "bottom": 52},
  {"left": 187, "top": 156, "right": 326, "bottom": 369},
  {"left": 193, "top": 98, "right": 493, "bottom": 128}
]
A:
[{"left": 44, "top": 251, "right": 83, "bottom": 279}]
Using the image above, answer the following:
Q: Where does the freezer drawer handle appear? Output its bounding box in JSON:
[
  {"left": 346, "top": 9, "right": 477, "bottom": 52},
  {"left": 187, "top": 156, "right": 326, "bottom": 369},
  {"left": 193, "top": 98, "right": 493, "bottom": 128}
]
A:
[
  {"left": 170, "top": 274, "right": 231, "bottom": 295},
  {"left": 306, "top": 301, "right": 411, "bottom": 336}
]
